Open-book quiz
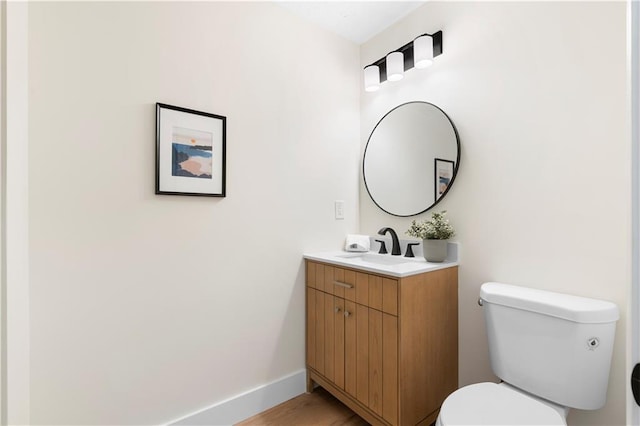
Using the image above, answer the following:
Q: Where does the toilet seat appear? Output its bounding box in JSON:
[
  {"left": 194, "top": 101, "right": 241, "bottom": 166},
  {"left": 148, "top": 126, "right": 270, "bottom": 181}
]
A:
[{"left": 437, "top": 382, "right": 566, "bottom": 426}]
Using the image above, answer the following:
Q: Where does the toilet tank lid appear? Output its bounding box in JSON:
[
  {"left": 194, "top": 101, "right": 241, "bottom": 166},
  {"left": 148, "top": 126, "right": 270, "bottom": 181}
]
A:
[{"left": 480, "top": 282, "right": 619, "bottom": 323}]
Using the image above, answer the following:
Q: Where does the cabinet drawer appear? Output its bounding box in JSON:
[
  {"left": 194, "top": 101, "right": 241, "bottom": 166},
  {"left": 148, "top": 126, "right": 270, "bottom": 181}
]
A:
[
  {"left": 307, "top": 261, "right": 398, "bottom": 316},
  {"left": 306, "top": 261, "right": 352, "bottom": 295}
]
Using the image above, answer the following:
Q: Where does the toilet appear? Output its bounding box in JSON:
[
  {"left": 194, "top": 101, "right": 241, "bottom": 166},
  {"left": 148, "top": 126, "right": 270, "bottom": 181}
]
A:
[{"left": 437, "top": 282, "right": 619, "bottom": 426}]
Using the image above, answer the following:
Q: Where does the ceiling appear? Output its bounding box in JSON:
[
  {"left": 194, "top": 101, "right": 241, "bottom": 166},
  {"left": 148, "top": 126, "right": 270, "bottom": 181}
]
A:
[{"left": 276, "top": 1, "right": 427, "bottom": 44}]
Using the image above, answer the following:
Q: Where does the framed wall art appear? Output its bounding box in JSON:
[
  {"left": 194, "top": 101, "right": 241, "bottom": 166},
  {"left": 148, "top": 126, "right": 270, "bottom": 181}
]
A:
[
  {"left": 156, "top": 103, "right": 226, "bottom": 197},
  {"left": 434, "top": 158, "right": 455, "bottom": 202}
]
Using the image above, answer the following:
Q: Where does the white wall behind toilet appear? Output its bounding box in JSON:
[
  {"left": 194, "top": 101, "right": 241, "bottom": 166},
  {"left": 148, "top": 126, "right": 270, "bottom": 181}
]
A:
[{"left": 360, "top": 2, "right": 628, "bottom": 425}]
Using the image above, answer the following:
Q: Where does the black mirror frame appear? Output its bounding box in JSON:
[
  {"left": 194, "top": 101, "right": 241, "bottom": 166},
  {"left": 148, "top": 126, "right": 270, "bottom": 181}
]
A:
[{"left": 362, "top": 101, "right": 461, "bottom": 217}]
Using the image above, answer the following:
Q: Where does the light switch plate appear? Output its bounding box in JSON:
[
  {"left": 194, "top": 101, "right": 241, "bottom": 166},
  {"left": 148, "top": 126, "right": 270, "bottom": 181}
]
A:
[{"left": 334, "top": 200, "right": 345, "bottom": 220}]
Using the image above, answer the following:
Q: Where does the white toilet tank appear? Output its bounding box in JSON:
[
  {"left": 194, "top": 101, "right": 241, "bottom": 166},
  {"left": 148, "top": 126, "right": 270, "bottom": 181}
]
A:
[{"left": 480, "top": 282, "right": 619, "bottom": 410}]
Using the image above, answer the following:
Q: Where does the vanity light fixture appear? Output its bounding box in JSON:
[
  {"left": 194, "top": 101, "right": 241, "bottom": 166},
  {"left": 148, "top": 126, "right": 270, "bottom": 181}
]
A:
[
  {"left": 364, "top": 64, "right": 381, "bottom": 92},
  {"left": 363, "top": 30, "right": 443, "bottom": 91},
  {"left": 413, "top": 34, "right": 434, "bottom": 69},
  {"left": 386, "top": 51, "right": 405, "bottom": 82}
]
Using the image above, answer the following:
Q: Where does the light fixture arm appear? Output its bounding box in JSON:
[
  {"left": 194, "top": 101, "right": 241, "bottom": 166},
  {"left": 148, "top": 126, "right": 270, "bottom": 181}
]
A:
[{"left": 364, "top": 30, "right": 443, "bottom": 83}]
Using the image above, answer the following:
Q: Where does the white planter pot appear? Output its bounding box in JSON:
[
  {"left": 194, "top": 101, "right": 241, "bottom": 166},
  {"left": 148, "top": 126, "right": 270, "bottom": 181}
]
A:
[{"left": 423, "top": 239, "right": 448, "bottom": 262}]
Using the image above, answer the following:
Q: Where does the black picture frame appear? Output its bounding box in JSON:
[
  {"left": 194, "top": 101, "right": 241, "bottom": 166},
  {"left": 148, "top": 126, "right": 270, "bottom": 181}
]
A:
[
  {"left": 155, "top": 103, "right": 226, "bottom": 197},
  {"left": 434, "top": 158, "right": 455, "bottom": 202}
]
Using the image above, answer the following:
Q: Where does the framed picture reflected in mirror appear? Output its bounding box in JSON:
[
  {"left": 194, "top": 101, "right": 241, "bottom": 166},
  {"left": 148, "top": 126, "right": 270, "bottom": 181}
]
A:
[{"left": 434, "top": 158, "right": 455, "bottom": 202}]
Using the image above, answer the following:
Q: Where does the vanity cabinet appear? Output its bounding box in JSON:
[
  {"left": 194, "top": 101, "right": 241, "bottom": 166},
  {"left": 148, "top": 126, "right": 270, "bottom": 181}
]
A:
[{"left": 306, "top": 260, "right": 458, "bottom": 426}]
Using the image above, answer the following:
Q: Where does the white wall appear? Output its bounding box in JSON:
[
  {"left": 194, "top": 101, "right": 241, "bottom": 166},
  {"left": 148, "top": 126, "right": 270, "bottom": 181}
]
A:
[
  {"left": 3, "top": 1, "right": 31, "bottom": 424},
  {"left": 360, "top": 2, "right": 629, "bottom": 425},
  {"left": 28, "top": 2, "right": 360, "bottom": 424}
]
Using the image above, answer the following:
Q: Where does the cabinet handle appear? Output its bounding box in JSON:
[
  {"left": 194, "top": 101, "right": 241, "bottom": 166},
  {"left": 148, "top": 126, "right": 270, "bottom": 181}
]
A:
[
  {"left": 344, "top": 311, "right": 351, "bottom": 317},
  {"left": 334, "top": 281, "right": 353, "bottom": 289},
  {"left": 335, "top": 306, "right": 341, "bottom": 313}
]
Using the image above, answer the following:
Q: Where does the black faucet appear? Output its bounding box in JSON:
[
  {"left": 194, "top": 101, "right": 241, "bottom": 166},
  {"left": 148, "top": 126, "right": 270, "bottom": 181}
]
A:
[{"left": 378, "top": 227, "right": 401, "bottom": 256}]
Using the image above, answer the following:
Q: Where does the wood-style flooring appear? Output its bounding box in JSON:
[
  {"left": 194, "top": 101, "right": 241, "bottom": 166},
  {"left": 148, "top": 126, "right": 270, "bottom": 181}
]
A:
[{"left": 235, "top": 387, "right": 369, "bottom": 426}]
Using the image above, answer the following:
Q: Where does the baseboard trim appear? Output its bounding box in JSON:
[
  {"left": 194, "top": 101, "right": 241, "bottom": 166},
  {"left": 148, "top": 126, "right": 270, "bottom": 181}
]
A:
[{"left": 166, "top": 369, "right": 307, "bottom": 426}]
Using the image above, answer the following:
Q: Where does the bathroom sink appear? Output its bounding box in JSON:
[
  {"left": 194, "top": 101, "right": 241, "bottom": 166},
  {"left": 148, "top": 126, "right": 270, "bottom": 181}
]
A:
[
  {"left": 336, "top": 253, "right": 413, "bottom": 265},
  {"left": 304, "top": 246, "right": 458, "bottom": 278}
]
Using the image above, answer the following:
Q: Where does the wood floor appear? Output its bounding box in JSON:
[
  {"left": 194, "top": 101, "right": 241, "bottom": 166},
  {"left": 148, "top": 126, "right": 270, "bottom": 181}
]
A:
[{"left": 235, "top": 387, "right": 369, "bottom": 426}]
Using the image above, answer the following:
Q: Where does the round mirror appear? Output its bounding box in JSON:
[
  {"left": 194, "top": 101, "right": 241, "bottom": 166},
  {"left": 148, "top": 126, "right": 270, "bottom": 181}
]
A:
[{"left": 363, "top": 101, "right": 460, "bottom": 217}]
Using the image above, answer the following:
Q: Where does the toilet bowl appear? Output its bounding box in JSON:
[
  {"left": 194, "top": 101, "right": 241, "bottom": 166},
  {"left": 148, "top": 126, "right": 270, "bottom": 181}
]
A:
[
  {"left": 436, "top": 382, "right": 569, "bottom": 426},
  {"left": 436, "top": 282, "right": 619, "bottom": 426}
]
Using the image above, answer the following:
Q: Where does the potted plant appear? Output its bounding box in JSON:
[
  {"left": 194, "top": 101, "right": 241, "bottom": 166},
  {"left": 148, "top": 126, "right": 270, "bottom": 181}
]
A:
[{"left": 406, "top": 210, "right": 455, "bottom": 262}]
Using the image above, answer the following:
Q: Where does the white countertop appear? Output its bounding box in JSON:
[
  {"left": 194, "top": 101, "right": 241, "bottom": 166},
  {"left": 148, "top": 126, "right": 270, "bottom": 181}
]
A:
[{"left": 303, "top": 250, "right": 459, "bottom": 278}]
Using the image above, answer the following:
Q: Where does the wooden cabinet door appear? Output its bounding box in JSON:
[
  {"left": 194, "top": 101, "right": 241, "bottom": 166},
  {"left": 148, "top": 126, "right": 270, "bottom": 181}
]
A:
[
  {"left": 333, "top": 296, "right": 345, "bottom": 390},
  {"left": 306, "top": 288, "right": 325, "bottom": 375},
  {"left": 344, "top": 300, "right": 357, "bottom": 398},
  {"left": 356, "top": 303, "right": 370, "bottom": 407},
  {"left": 345, "top": 299, "right": 383, "bottom": 409},
  {"left": 308, "top": 288, "right": 347, "bottom": 390},
  {"left": 382, "top": 313, "right": 398, "bottom": 425},
  {"left": 368, "top": 308, "right": 383, "bottom": 417},
  {"left": 323, "top": 293, "right": 347, "bottom": 388},
  {"left": 342, "top": 299, "right": 399, "bottom": 420}
]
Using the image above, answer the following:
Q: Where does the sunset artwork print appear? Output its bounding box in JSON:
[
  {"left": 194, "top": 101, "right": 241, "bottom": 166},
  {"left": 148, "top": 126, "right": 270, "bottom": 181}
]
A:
[
  {"left": 156, "top": 103, "right": 226, "bottom": 197},
  {"left": 171, "top": 127, "right": 213, "bottom": 179}
]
